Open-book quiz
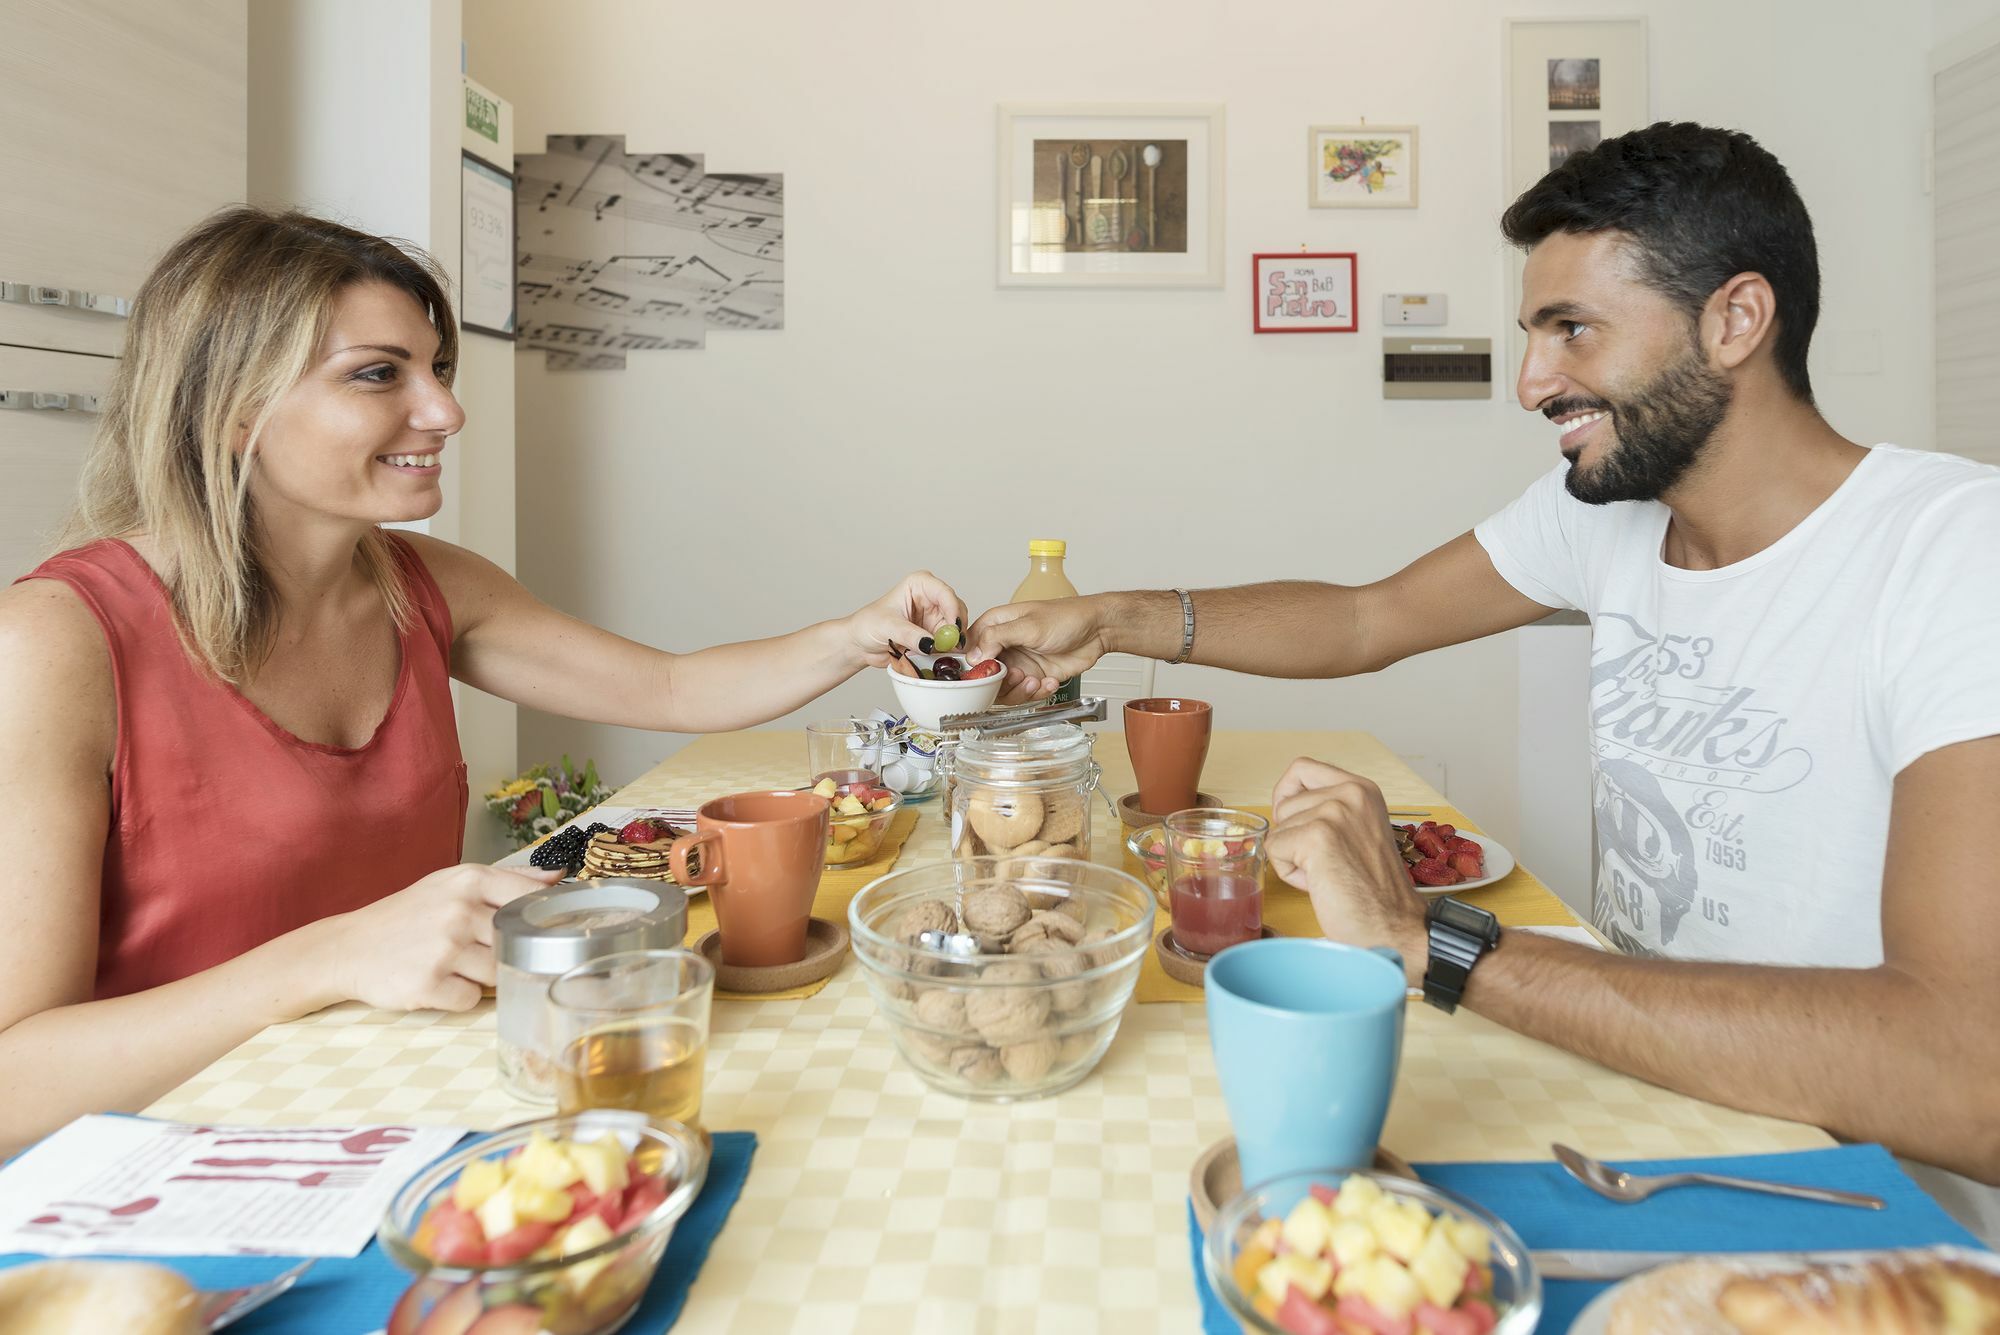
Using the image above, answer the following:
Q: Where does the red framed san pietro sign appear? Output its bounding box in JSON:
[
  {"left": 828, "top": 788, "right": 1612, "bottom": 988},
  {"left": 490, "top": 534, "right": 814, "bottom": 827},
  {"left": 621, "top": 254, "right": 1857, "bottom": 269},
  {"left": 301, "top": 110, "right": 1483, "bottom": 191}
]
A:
[{"left": 1252, "top": 251, "right": 1358, "bottom": 333}]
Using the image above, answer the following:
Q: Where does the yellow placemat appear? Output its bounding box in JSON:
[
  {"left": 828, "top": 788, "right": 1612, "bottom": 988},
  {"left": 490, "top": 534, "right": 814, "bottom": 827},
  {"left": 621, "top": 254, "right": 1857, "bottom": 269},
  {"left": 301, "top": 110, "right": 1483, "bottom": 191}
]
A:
[
  {"left": 685, "top": 805, "right": 921, "bottom": 1001},
  {"left": 1131, "top": 805, "right": 1577, "bottom": 1003}
]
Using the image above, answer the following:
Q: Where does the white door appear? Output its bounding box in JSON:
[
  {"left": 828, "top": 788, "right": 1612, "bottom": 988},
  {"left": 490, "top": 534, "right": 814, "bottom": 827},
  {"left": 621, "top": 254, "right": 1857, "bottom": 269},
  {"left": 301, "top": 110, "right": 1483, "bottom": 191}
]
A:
[
  {"left": 1934, "top": 23, "right": 2000, "bottom": 461},
  {"left": 0, "top": 0, "right": 246, "bottom": 577}
]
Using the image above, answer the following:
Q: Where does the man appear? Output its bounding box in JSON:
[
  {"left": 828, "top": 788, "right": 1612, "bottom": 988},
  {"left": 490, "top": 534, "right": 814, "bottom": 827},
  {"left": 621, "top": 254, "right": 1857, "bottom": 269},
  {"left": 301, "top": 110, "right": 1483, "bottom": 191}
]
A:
[{"left": 969, "top": 123, "right": 2000, "bottom": 1191}]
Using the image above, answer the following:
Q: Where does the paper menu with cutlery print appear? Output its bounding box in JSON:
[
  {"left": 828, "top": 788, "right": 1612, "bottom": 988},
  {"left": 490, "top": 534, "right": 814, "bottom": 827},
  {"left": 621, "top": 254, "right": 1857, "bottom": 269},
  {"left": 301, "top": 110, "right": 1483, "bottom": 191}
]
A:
[{"left": 0, "top": 1116, "right": 462, "bottom": 1258}]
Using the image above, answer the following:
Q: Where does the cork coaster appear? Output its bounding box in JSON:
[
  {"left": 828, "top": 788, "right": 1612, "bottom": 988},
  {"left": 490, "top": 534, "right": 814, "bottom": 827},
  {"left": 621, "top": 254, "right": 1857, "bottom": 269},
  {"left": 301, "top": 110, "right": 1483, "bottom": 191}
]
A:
[
  {"left": 1152, "top": 924, "right": 1277, "bottom": 986},
  {"left": 1189, "top": 1135, "right": 1417, "bottom": 1235},
  {"left": 693, "top": 916, "right": 849, "bottom": 994},
  {"left": 1117, "top": 791, "right": 1224, "bottom": 830}
]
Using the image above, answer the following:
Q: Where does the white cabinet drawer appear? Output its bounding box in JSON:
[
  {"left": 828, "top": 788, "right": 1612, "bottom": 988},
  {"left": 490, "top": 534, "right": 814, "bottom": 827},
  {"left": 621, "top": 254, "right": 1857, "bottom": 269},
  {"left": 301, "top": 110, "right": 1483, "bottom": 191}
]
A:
[{"left": 0, "top": 346, "right": 113, "bottom": 581}]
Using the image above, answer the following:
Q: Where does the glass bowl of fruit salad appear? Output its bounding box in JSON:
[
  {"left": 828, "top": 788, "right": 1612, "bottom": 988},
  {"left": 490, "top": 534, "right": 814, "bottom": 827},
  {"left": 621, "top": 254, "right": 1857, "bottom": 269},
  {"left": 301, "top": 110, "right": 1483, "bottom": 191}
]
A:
[
  {"left": 849, "top": 857, "right": 1155, "bottom": 1101},
  {"left": 807, "top": 772, "right": 902, "bottom": 867},
  {"left": 1205, "top": 1169, "right": 1540, "bottom": 1335},
  {"left": 379, "top": 1111, "right": 708, "bottom": 1335}
]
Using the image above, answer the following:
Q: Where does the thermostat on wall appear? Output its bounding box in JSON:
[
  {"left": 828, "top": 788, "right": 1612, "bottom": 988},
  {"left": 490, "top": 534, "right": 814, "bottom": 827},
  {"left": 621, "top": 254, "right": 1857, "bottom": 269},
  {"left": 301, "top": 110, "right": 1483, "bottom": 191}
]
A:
[{"left": 1382, "top": 293, "right": 1449, "bottom": 326}]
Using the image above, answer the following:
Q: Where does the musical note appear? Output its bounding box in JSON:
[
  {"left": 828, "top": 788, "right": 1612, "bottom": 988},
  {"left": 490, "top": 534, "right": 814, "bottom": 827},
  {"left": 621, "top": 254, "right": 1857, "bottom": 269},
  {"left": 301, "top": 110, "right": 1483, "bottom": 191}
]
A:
[{"left": 512, "top": 133, "right": 784, "bottom": 367}]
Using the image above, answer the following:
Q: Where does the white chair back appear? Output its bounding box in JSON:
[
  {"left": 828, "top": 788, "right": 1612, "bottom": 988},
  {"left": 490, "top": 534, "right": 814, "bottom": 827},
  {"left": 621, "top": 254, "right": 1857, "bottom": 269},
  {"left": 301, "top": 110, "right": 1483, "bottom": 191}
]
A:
[{"left": 1080, "top": 652, "right": 1157, "bottom": 715}]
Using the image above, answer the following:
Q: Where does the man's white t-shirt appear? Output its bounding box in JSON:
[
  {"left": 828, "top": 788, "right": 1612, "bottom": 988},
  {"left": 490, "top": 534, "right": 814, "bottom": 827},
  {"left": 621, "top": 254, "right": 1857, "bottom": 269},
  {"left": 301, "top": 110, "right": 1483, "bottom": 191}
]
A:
[{"left": 1475, "top": 444, "right": 2000, "bottom": 967}]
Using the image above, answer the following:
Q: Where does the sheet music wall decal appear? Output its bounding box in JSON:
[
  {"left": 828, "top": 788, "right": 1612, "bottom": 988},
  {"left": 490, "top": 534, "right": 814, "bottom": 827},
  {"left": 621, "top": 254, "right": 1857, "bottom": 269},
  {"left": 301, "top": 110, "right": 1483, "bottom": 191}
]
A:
[{"left": 514, "top": 134, "right": 784, "bottom": 370}]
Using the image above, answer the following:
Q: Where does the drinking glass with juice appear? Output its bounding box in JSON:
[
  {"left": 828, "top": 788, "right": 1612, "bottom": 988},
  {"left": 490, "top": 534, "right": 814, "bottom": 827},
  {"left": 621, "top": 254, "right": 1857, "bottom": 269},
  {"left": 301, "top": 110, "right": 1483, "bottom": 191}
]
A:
[
  {"left": 548, "top": 949, "right": 714, "bottom": 1130},
  {"left": 1161, "top": 809, "right": 1271, "bottom": 958}
]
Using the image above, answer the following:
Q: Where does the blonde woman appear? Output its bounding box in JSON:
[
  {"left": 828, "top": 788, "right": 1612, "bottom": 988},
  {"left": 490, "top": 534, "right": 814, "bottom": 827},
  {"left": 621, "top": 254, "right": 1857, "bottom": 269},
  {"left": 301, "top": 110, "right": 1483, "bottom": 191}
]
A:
[{"left": 0, "top": 208, "right": 966, "bottom": 1150}]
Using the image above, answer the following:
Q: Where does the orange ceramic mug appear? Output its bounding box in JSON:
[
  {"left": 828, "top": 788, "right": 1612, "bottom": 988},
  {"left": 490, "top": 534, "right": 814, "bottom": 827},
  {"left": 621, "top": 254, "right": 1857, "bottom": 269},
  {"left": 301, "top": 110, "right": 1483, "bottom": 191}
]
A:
[
  {"left": 1124, "top": 698, "right": 1213, "bottom": 816},
  {"left": 668, "top": 791, "right": 830, "bottom": 967}
]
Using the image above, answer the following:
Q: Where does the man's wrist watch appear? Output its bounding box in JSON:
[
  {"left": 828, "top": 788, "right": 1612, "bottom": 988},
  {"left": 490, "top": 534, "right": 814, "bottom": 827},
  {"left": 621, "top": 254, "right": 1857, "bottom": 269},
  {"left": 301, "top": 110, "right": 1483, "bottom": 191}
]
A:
[{"left": 1421, "top": 898, "right": 1501, "bottom": 1014}]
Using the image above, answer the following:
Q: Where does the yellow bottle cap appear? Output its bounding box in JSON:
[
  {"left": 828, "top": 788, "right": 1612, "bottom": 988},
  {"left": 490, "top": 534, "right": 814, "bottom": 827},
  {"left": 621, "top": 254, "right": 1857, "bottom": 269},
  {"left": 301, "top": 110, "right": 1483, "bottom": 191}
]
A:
[{"left": 1028, "top": 539, "right": 1066, "bottom": 557}]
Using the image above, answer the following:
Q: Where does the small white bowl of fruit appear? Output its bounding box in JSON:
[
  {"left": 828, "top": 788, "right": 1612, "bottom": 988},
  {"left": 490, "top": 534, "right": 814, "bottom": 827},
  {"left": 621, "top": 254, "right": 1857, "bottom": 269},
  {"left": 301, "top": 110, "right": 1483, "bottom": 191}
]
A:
[
  {"left": 885, "top": 621, "right": 1004, "bottom": 730},
  {"left": 809, "top": 772, "right": 901, "bottom": 867},
  {"left": 378, "top": 1111, "right": 707, "bottom": 1335},
  {"left": 1206, "top": 1169, "right": 1540, "bottom": 1335}
]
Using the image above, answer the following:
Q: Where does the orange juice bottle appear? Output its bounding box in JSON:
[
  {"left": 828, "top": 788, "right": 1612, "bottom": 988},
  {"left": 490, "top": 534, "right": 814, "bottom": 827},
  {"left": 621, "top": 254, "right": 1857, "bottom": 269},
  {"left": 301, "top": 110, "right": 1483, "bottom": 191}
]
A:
[{"left": 1011, "top": 539, "right": 1082, "bottom": 705}]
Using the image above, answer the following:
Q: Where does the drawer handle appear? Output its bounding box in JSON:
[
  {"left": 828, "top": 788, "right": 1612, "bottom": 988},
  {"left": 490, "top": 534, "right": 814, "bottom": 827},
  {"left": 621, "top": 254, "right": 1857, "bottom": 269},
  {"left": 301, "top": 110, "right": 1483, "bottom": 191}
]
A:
[
  {"left": 0, "top": 280, "right": 132, "bottom": 318},
  {"left": 0, "top": 389, "right": 102, "bottom": 414}
]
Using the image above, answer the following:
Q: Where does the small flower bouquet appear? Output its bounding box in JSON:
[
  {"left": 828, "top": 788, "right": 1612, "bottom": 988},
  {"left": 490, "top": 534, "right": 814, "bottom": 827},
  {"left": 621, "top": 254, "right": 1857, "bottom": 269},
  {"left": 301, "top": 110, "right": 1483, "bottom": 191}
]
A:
[{"left": 485, "top": 756, "right": 618, "bottom": 848}]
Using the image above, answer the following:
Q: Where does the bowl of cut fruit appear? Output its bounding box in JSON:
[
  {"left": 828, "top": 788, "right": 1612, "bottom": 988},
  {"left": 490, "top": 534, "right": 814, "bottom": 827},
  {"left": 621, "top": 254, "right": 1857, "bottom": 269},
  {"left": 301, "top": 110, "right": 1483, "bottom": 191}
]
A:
[
  {"left": 808, "top": 772, "right": 901, "bottom": 867},
  {"left": 885, "top": 622, "right": 1004, "bottom": 730},
  {"left": 379, "top": 1111, "right": 707, "bottom": 1335},
  {"left": 1206, "top": 1168, "right": 1539, "bottom": 1335}
]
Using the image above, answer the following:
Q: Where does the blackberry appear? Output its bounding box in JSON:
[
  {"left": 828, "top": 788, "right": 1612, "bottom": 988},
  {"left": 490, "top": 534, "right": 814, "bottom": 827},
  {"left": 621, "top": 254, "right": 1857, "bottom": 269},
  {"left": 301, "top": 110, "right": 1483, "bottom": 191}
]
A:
[{"left": 529, "top": 824, "right": 590, "bottom": 872}]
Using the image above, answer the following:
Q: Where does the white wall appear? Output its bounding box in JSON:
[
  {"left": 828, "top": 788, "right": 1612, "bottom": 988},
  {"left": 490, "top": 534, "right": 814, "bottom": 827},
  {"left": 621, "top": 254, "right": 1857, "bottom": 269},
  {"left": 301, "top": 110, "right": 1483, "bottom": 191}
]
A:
[
  {"left": 250, "top": 0, "right": 519, "bottom": 858},
  {"left": 466, "top": 0, "right": 1941, "bottom": 854}
]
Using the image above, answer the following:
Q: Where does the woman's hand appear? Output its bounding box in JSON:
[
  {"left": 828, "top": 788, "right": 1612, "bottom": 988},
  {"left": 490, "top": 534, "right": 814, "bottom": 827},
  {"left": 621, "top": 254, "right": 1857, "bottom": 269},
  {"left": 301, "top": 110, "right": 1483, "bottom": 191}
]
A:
[
  {"left": 317, "top": 863, "right": 562, "bottom": 1012},
  {"left": 843, "top": 571, "right": 972, "bottom": 670}
]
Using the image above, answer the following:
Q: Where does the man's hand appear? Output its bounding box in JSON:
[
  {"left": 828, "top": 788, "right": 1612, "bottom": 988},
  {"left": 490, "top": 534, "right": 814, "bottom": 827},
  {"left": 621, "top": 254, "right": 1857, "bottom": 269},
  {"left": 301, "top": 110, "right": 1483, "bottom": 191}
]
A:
[
  {"left": 1266, "top": 757, "right": 1429, "bottom": 984},
  {"left": 967, "top": 596, "right": 1111, "bottom": 702}
]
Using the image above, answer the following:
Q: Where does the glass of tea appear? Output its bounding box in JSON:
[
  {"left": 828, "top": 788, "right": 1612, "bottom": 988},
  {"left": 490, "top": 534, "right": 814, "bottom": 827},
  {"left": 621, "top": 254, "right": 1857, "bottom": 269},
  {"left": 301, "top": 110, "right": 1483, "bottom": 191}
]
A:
[
  {"left": 1161, "top": 808, "right": 1271, "bottom": 959},
  {"left": 547, "top": 948, "right": 714, "bottom": 1130}
]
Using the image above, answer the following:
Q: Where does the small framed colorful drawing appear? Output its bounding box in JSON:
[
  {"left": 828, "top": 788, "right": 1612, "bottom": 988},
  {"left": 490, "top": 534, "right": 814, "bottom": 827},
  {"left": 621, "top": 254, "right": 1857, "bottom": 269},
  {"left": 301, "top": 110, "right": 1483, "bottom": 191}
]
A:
[
  {"left": 1253, "top": 253, "right": 1358, "bottom": 333},
  {"left": 1307, "top": 125, "right": 1417, "bottom": 208}
]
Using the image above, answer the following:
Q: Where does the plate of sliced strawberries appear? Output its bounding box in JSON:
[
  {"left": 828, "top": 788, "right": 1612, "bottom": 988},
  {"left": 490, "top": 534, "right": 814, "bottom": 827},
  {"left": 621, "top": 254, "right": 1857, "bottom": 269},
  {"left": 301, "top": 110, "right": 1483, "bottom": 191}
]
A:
[{"left": 1393, "top": 819, "right": 1515, "bottom": 895}]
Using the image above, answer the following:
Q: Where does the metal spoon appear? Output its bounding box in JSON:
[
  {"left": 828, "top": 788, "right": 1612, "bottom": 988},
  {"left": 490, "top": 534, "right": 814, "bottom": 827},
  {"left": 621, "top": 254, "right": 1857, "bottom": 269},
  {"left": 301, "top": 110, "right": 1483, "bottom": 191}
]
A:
[
  {"left": 200, "top": 1259, "right": 315, "bottom": 1330},
  {"left": 1552, "top": 1143, "right": 1884, "bottom": 1210}
]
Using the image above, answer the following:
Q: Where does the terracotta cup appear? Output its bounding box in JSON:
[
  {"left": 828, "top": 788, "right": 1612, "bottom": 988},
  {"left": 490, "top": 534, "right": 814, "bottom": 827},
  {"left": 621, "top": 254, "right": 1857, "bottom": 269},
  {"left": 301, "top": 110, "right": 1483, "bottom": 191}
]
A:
[
  {"left": 668, "top": 791, "right": 830, "bottom": 967},
  {"left": 1124, "top": 698, "right": 1213, "bottom": 815}
]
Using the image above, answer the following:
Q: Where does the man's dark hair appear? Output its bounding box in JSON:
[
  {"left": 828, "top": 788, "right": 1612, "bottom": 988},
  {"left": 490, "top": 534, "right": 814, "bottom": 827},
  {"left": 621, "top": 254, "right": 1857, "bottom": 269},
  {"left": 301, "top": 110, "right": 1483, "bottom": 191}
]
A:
[{"left": 1501, "top": 122, "right": 1819, "bottom": 403}]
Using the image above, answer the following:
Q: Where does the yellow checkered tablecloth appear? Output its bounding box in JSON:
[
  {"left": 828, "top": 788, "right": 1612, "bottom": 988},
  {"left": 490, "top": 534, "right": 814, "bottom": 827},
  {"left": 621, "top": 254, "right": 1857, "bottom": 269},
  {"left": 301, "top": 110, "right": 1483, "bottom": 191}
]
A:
[{"left": 145, "top": 730, "right": 1835, "bottom": 1334}]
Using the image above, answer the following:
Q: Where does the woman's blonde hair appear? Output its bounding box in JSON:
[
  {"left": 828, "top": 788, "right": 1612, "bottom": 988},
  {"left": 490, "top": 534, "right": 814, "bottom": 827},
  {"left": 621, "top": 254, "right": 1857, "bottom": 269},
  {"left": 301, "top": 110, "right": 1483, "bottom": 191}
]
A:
[{"left": 58, "top": 206, "right": 459, "bottom": 684}]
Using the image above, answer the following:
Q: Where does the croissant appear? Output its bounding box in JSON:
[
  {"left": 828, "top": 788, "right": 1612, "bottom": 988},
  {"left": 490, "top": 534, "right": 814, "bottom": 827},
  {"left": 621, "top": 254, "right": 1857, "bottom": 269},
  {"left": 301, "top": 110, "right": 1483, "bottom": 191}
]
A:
[
  {"left": 1719, "top": 1255, "right": 2000, "bottom": 1334},
  {"left": 1607, "top": 1253, "right": 2000, "bottom": 1335}
]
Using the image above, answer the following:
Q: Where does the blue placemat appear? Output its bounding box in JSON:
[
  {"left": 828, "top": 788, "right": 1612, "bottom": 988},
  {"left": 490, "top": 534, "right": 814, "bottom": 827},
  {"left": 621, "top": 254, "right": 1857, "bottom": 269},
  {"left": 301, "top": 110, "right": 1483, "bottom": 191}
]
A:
[
  {"left": 0, "top": 1129, "right": 756, "bottom": 1334},
  {"left": 1189, "top": 1144, "right": 1985, "bottom": 1334}
]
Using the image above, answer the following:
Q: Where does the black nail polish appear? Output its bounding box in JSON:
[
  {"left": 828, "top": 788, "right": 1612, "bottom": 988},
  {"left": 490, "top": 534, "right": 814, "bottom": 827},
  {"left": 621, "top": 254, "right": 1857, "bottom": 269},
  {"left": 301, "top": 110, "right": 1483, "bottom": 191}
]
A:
[
  {"left": 889, "top": 642, "right": 905, "bottom": 659},
  {"left": 956, "top": 615, "right": 965, "bottom": 633}
]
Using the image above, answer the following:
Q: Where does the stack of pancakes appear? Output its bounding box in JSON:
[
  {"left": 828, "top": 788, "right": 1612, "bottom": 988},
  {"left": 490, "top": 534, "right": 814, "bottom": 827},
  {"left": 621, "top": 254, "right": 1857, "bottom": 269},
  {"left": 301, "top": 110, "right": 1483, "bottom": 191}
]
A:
[{"left": 578, "top": 827, "right": 683, "bottom": 882}]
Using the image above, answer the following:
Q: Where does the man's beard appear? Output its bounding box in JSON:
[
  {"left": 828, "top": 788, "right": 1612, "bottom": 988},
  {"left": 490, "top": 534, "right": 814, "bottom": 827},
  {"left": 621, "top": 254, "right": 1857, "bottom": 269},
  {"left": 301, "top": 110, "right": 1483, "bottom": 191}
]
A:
[{"left": 1556, "top": 344, "right": 1733, "bottom": 504}]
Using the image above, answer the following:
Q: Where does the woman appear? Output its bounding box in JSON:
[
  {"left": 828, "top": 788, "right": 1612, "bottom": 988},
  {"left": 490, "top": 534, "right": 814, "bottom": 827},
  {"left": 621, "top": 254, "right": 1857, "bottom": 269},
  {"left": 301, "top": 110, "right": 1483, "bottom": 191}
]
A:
[{"left": 0, "top": 208, "right": 968, "bottom": 1149}]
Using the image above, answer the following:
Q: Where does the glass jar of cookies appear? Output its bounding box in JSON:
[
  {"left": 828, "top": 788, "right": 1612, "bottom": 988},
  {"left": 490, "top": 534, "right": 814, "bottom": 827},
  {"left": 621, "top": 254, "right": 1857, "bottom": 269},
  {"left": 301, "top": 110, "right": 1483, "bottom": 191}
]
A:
[{"left": 942, "top": 724, "right": 1101, "bottom": 863}]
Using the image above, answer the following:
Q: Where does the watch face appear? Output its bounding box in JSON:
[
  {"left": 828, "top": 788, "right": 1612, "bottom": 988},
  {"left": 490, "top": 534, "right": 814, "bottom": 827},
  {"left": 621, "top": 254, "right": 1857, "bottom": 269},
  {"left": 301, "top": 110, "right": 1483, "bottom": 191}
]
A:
[{"left": 1431, "top": 897, "right": 1499, "bottom": 941}]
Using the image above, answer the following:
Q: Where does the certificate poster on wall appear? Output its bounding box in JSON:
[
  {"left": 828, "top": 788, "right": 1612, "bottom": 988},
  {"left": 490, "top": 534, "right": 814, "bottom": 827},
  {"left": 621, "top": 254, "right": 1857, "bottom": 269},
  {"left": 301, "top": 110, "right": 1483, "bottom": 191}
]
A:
[
  {"left": 460, "top": 151, "right": 517, "bottom": 339},
  {"left": 1252, "top": 253, "right": 1358, "bottom": 333},
  {"left": 1502, "top": 18, "right": 1648, "bottom": 368}
]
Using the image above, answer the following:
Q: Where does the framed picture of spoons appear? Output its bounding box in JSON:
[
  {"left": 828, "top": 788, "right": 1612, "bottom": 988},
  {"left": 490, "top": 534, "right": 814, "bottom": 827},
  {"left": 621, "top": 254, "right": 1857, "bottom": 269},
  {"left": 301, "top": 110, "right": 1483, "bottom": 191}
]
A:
[{"left": 996, "top": 103, "right": 1224, "bottom": 287}]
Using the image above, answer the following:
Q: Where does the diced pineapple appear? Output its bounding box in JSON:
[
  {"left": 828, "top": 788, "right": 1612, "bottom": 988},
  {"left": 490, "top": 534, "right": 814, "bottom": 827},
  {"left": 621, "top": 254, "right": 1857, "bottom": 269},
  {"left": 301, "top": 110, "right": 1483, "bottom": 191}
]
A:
[
  {"left": 1410, "top": 1224, "right": 1469, "bottom": 1308},
  {"left": 475, "top": 1179, "right": 518, "bottom": 1239},
  {"left": 1249, "top": 1218, "right": 1284, "bottom": 1253},
  {"left": 811, "top": 778, "right": 838, "bottom": 798},
  {"left": 1370, "top": 1199, "right": 1428, "bottom": 1263},
  {"left": 1444, "top": 1216, "right": 1492, "bottom": 1262},
  {"left": 1332, "top": 1262, "right": 1368, "bottom": 1299},
  {"left": 1257, "top": 1252, "right": 1334, "bottom": 1306},
  {"left": 516, "top": 1131, "right": 583, "bottom": 1190},
  {"left": 1328, "top": 1219, "right": 1378, "bottom": 1269},
  {"left": 1333, "top": 1175, "right": 1384, "bottom": 1219},
  {"left": 560, "top": 1214, "right": 618, "bottom": 1293},
  {"left": 512, "top": 1181, "right": 574, "bottom": 1224},
  {"left": 570, "top": 1136, "right": 630, "bottom": 1198},
  {"left": 452, "top": 1157, "right": 506, "bottom": 1211},
  {"left": 1358, "top": 1255, "right": 1422, "bottom": 1321},
  {"left": 1280, "top": 1197, "right": 1333, "bottom": 1258},
  {"left": 835, "top": 795, "right": 867, "bottom": 816}
]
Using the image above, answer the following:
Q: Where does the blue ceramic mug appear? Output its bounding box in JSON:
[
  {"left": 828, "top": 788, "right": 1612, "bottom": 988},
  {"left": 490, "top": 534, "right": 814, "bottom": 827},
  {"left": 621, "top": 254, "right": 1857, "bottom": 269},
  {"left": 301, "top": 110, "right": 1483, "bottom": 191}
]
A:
[{"left": 1205, "top": 938, "right": 1406, "bottom": 1188}]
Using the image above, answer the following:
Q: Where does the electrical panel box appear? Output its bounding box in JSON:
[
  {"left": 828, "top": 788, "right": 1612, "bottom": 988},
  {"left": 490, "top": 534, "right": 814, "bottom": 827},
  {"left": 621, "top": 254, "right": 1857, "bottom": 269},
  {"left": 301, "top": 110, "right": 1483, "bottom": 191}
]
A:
[
  {"left": 1381, "top": 293, "right": 1448, "bottom": 326},
  {"left": 1383, "top": 337, "right": 1492, "bottom": 400}
]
